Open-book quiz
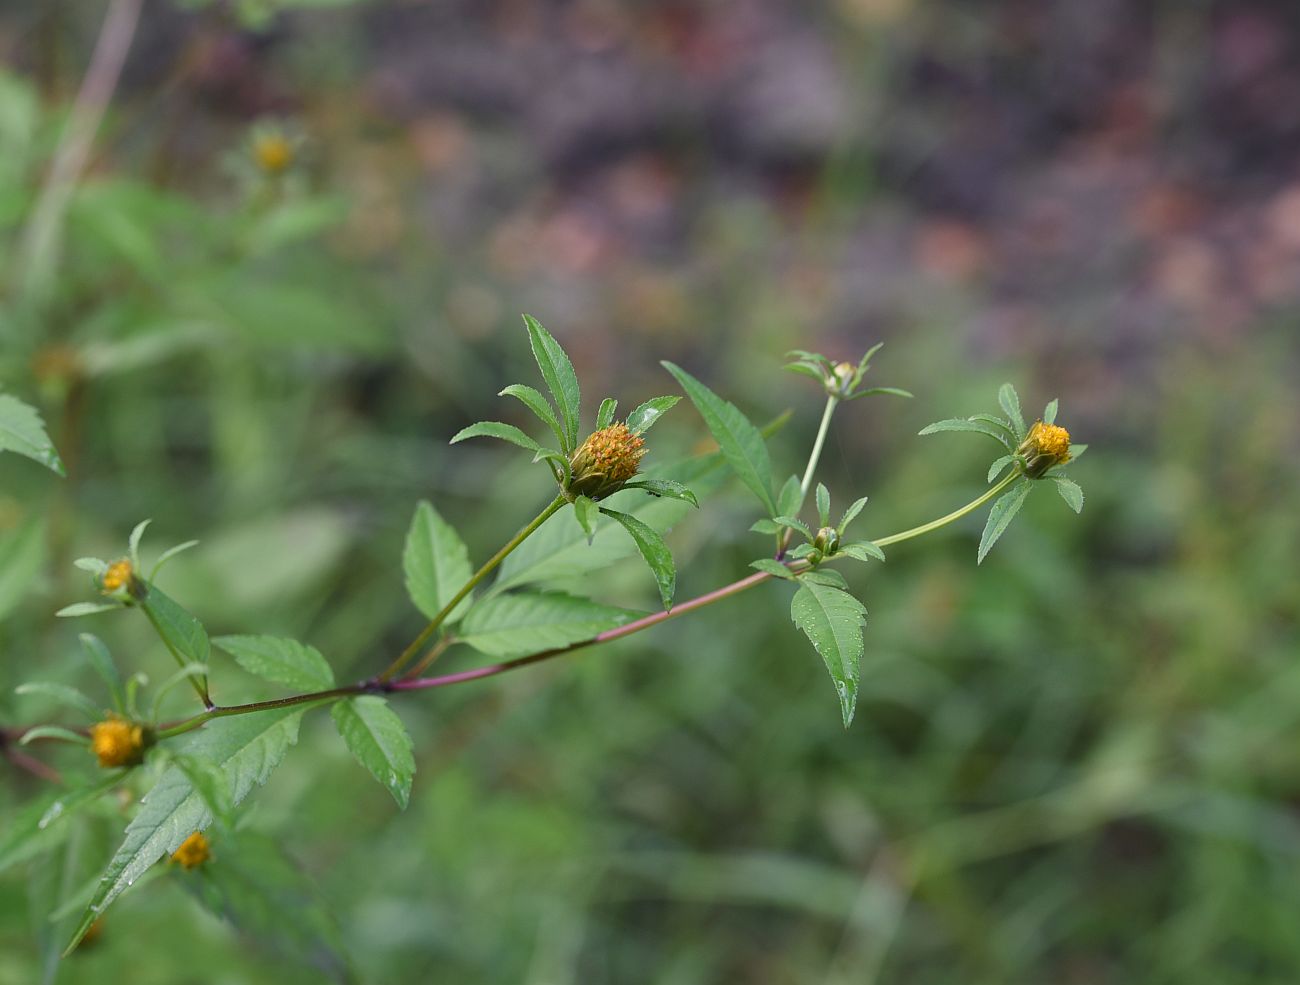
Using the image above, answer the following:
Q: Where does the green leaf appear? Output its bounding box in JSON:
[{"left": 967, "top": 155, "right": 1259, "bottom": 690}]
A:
[
  {"left": 988, "top": 455, "right": 1016, "bottom": 483},
  {"left": 848, "top": 386, "right": 913, "bottom": 400},
  {"left": 815, "top": 484, "right": 831, "bottom": 527},
  {"left": 599, "top": 507, "right": 676, "bottom": 610},
  {"left": 839, "top": 541, "right": 886, "bottom": 563},
  {"left": 918, "top": 418, "right": 1013, "bottom": 450},
  {"left": 55, "top": 601, "right": 121, "bottom": 618},
  {"left": 128, "top": 519, "right": 151, "bottom": 570},
  {"left": 150, "top": 540, "right": 200, "bottom": 580},
  {"left": 17, "top": 726, "right": 90, "bottom": 746},
  {"left": 0, "top": 774, "right": 124, "bottom": 878},
  {"left": 969, "top": 413, "right": 1016, "bottom": 435},
  {"left": 459, "top": 592, "right": 640, "bottom": 658},
  {"left": 998, "top": 383, "right": 1025, "bottom": 438},
  {"left": 790, "top": 582, "right": 867, "bottom": 728},
  {"left": 499, "top": 384, "right": 565, "bottom": 450},
  {"left": 573, "top": 495, "right": 599, "bottom": 543},
  {"left": 1051, "top": 476, "right": 1085, "bottom": 513},
  {"left": 595, "top": 397, "right": 618, "bottom": 429},
  {"left": 66, "top": 706, "right": 311, "bottom": 953},
  {"left": 523, "top": 314, "right": 582, "bottom": 452},
  {"left": 750, "top": 559, "right": 796, "bottom": 580},
  {"left": 172, "top": 755, "right": 234, "bottom": 827},
  {"left": 150, "top": 664, "right": 212, "bottom": 720},
  {"left": 1043, "top": 398, "right": 1059, "bottom": 425},
  {"left": 0, "top": 392, "right": 65, "bottom": 475},
  {"left": 402, "top": 500, "right": 474, "bottom": 623},
  {"left": 140, "top": 584, "right": 211, "bottom": 689},
  {"left": 662, "top": 362, "right": 777, "bottom": 516},
  {"left": 750, "top": 519, "right": 783, "bottom": 535},
  {"left": 838, "top": 496, "right": 868, "bottom": 533},
  {"left": 622, "top": 477, "right": 699, "bottom": 508},
  {"left": 799, "top": 568, "right": 849, "bottom": 590},
  {"left": 784, "top": 362, "right": 826, "bottom": 383},
  {"left": 14, "top": 682, "right": 102, "bottom": 721},
  {"left": 449, "top": 421, "right": 542, "bottom": 454},
  {"left": 773, "top": 516, "right": 813, "bottom": 540},
  {"left": 80, "top": 634, "right": 125, "bottom": 713},
  {"left": 977, "top": 481, "right": 1033, "bottom": 564},
  {"left": 213, "top": 635, "right": 335, "bottom": 691},
  {"left": 625, "top": 396, "right": 680, "bottom": 435},
  {"left": 331, "top": 697, "right": 415, "bottom": 809},
  {"left": 777, "top": 474, "right": 803, "bottom": 517}
]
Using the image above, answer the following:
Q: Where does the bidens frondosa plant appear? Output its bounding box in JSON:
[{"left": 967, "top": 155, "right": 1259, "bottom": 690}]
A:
[{"left": 4, "top": 317, "right": 1088, "bottom": 961}]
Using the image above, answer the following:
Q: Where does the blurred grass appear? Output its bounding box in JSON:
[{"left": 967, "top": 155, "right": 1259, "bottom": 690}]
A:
[{"left": 3, "top": 1, "right": 1300, "bottom": 982}]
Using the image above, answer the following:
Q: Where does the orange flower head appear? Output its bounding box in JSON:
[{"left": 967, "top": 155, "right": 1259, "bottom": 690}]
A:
[
  {"left": 1018, "top": 420, "right": 1073, "bottom": 478},
  {"left": 89, "top": 716, "right": 147, "bottom": 768},
  {"left": 567, "top": 423, "right": 647, "bottom": 500},
  {"left": 253, "top": 133, "right": 293, "bottom": 174},
  {"left": 171, "top": 831, "right": 210, "bottom": 869}
]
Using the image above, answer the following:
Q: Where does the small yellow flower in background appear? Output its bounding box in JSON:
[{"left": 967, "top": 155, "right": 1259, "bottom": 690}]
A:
[
  {"left": 76, "top": 917, "right": 105, "bottom": 950},
  {"left": 100, "top": 559, "right": 133, "bottom": 594},
  {"left": 252, "top": 132, "right": 294, "bottom": 175},
  {"left": 171, "top": 831, "right": 210, "bottom": 870},
  {"left": 1018, "top": 420, "right": 1072, "bottom": 478},
  {"left": 567, "top": 423, "right": 647, "bottom": 500},
  {"left": 89, "top": 715, "right": 147, "bottom": 768}
]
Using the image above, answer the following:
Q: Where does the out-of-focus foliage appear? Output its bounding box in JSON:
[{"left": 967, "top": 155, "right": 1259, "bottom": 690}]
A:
[{"left": 2, "top": 1, "right": 1299, "bottom": 983}]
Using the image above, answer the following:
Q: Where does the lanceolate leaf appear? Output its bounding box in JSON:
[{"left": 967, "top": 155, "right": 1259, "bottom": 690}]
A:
[
  {"left": 977, "top": 481, "right": 1033, "bottom": 564},
  {"left": 459, "top": 592, "right": 640, "bottom": 658},
  {"left": 918, "top": 418, "right": 1013, "bottom": 450},
  {"left": 600, "top": 507, "right": 676, "bottom": 610},
  {"left": 403, "top": 500, "right": 474, "bottom": 623},
  {"left": 625, "top": 396, "right": 680, "bottom": 435},
  {"left": 790, "top": 581, "right": 867, "bottom": 728},
  {"left": 0, "top": 392, "right": 65, "bottom": 475},
  {"left": 622, "top": 477, "right": 699, "bottom": 508},
  {"left": 573, "top": 495, "right": 599, "bottom": 543},
  {"left": 499, "top": 384, "right": 564, "bottom": 450},
  {"left": 332, "top": 696, "right": 415, "bottom": 809},
  {"left": 838, "top": 496, "right": 868, "bottom": 533},
  {"left": 213, "top": 635, "right": 335, "bottom": 692},
  {"left": 523, "top": 315, "right": 582, "bottom": 452},
  {"left": 596, "top": 397, "right": 618, "bottom": 429},
  {"left": 140, "top": 583, "right": 210, "bottom": 668},
  {"left": 449, "top": 421, "right": 542, "bottom": 454},
  {"left": 1051, "top": 476, "right": 1085, "bottom": 513},
  {"left": 66, "top": 706, "right": 313, "bottom": 953},
  {"left": 662, "top": 362, "right": 777, "bottom": 516},
  {"left": 998, "top": 383, "right": 1025, "bottom": 438},
  {"left": 777, "top": 474, "right": 803, "bottom": 517},
  {"left": 838, "top": 541, "right": 886, "bottom": 563}
]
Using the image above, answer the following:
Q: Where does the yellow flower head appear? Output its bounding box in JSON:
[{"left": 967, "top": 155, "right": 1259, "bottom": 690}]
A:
[
  {"left": 89, "top": 716, "right": 147, "bottom": 768},
  {"left": 171, "top": 831, "right": 210, "bottom": 870},
  {"left": 252, "top": 133, "right": 293, "bottom": 175},
  {"left": 101, "top": 559, "right": 132, "bottom": 593},
  {"left": 567, "top": 423, "right": 647, "bottom": 500},
  {"left": 1018, "top": 420, "right": 1072, "bottom": 478}
]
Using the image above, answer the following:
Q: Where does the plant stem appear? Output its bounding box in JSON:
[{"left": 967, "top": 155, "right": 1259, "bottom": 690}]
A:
[
  {"left": 778, "top": 394, "right": 838, "bottom": 556},
  {"left": 871, "top": 473, "right": 1019, "bottom": 548},
  {"left": 376, "top": 494, "right": 567, "bottom": 682}
]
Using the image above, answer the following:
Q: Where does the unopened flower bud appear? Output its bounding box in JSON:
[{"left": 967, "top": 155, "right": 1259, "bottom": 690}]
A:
[
  {"left": 89, "top": 715, "right": 149, "bottom": 768},
  {"left": 252, "top": 132, "right": 293, "bottom": 175},
  {"left": 829, "top": 362, "right": 856, "bottom": 398},
  {"left": 567, "top": 423, "right": 646, "bottom": 501},
  {"left": 1017, "top": 420, "right": 1072, "bottom": 478},
  {"left": 813, "top": 526, "right": 840, "bottom": 554},
  {"left": 171, "top": 831, "right": 211, "bottom": 869}
]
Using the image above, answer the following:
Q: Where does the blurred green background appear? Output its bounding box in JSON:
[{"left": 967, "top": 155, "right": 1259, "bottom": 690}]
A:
[{"left": 3, "top": 1, "right": 1300, "bottom": 982}]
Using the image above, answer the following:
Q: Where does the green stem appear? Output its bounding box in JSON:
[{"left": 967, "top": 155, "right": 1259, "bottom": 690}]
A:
[
  {"left": 871, "top": 473, "right": 1019, "bottom": 548},
  {"left": 779, "top": 394, "right": 838, "bottom": 555},
  {"left": 376, "top": 494, "right": 567, "bottom": 682}
]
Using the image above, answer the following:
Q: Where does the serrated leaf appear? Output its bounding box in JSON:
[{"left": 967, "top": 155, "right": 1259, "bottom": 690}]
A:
[
  {"left": 662, "top": 362, "right": 776, "bottom": 516},
  {"left": 55, "top": 601, "right": 121, "bottom": 618},
  {"left": 499, "top": 383, "right": 565, "bottom": 450},
  {"left": 988, "top": 455, "right": 1016, "bottom": 483},
  {"left": 625, "top": 396, "right": 680, "bottom": 435},
  {"left": 838, "top": 496, "right": 868, "bottom": 533},
  {"left": 449, "top": 421, "right": 542, "bottom": 454},
  {"left": 750, "top": 559, "right": 796, "bottom": 580},
  {"left": 1043, "top": 398, "right": 1059, "bottom": 425},
  {"left": 573, "top": 495, "right": 599, "bottom": 543},
  {"left": 977, "top": 481, "right": 1033, "bottom": 564},
  {"left": 622, "top": 478, "right": 698, "bottom": 507},
  {"left": 213, "top": 635, "right": 334, "bottom": 691},
  {"left": 773, "top": 516, "right": 813, "bottom": 540},
  {"left": 1051, "top": 476, "right": 1084, "bottom": 513},
  {"left": 140, "top": 584, "right": 211, "bottom": 697},
  {"left": 331, "top": 696, "right": 415, "bottom": 809},
  {"left": 0, "top": 392, "right": 65, "bottom": 474},
  {"left": 599, "top": 507, "right": 676, "bottom": 609},
  {"left": 918, "top": 418, "right": 1013, "bottom": 450},
  {"left": 815, "top": 484, "right": 831, "bottom": 527},
  {"left": 998, "top": 383, "right": 1025, "bottom": 438},
  {"left": 523, "top": 315, "right": 581, "bottom": 452},
  {"left": 173, "top": 755, "right": 234, "bottom": 827},
  {"left": 459, "top": 592, "right": 640, "bottom": 658},
  {"left": 595, "top": 397, "right": 618, "bottom": 429},
  {"left": 66, "top": 705, "right": 312, "bottom": 952},
  {"left": 790, "top": 582, "right": 867, "bottom": 728},
  {"left": 403, "top": 500, "right": 474, "bottom": 623},
  {"left": 799, "top": 568, "right": 849, "bottom": 590},
  {"left": 777, "top": 474, "right": 803, "bottom": 517},
  {"left": 839, "top": 541, "right": 886, "bottom": 563}
]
